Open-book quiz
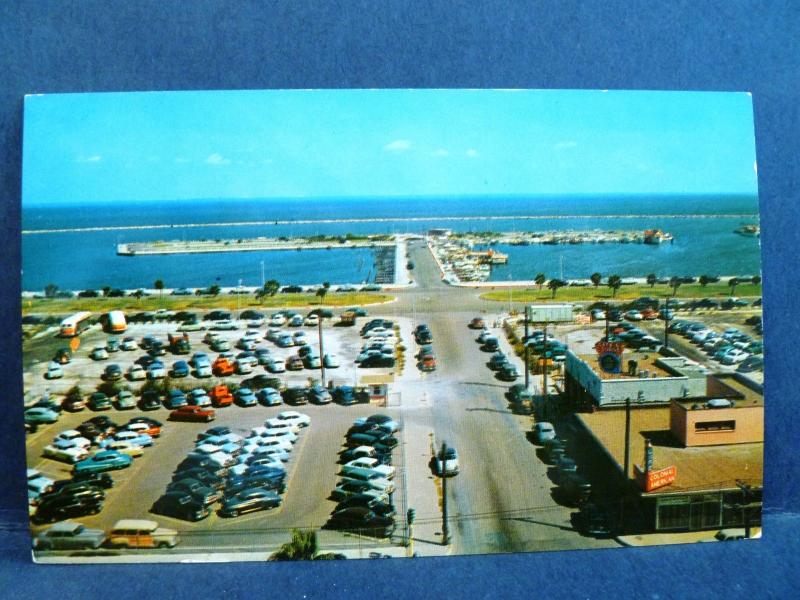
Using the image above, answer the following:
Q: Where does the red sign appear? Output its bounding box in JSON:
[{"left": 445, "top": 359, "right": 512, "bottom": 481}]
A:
[
  {"left": 594, "top": 341, "right": 625, "bottom": 355},
  {"left": 69, "top": 337, "right": 80, "bottom": 352},
  {"left": 634, "top": 465, "right": 677, "bottom": 492}
]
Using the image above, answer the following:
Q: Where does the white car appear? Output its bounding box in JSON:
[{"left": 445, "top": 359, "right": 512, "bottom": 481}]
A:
[
  {"left": 266, "top": 358, "right": 286, "bottom": 373},
  {"left": 323, "top": 354, "right": 340, "bottom": 368},
  {"left": 262, "top": 428, "right": 298, "bottom": 444},
  {"left": 236, "top": 361, "right": 253, "bottom": 375},
  {"left": 127, "top": 364, "right": 146, "bottom": 380},
  {"left": 120, "top": 337, "right": 138, "bottom": 351},
  {"left": 190, "top": 443, "right": 224, "bottom": 456},
  {"left": 42, "top": 444, "right": 89, "bottom": 464},
  {"left": 147, "top": 362, "right": 167, "bottom": 379},
  {"left": 178, "top": 320, "right": 207, "bottom": 332},
  {"left": 204, "top": 331, "right": 222, "bottom": 344},
  {"left": 363, "top": 327, "right": 392, "bottom": 338},
  {"left": 124, "top": 422, "right": 155, "bottom": 437},
  {"left": 264, "top": 418, "right": 301, "bottom": 433},
  {"left": 211, "top": 320, "right": 238, "bottom": 331},
  {"left": 304, "top": 314, "right": 319, "bottom": 326},
  {"left": 292, "top": 331, "right": 307, "bottom": 344},
  {"left": 719, "top": 349, "right": 749, "bottom": 365},
  {"left": 53, "top": 430, "right": 91, "bottom": 449},
  {"left": 243, "top": 436, "right": 292, "bottom": 453},
  {"left": 274, "top": 411, "right": 311, "bottom": 428},
  {"left": 103, "top": 440, "right": 144, "bottom": 458},
  {"left": 90, "top": 346, "right": 109, "bottom": 360},
  {"left": 691, "top": 329, "right": 714, "bottom": 343},
  {"left": 624, "top": 311, "right": 643, "bottom": 322},
  {"left": 27, "top": 469, "right": 54, "bottom": 497},
  {"left": 345, "top": 458, "right": 395, "bottom": 479},
  {"left": 113, "top": 430, "right": 153, "bottom": 447},
  {"left": 269, "top": 314, "right": 287, "bottom": 326},
  {"left": 45, "top": 362, "right": 63, "bottom": 379},
  {"left": 533, "top": 422, "right": 556, "bottom": 443},
  {"left": 196, "top": 364, "right": 213, "bottom": 378}
]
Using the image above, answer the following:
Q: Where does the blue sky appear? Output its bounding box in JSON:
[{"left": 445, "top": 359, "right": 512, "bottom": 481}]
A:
[{"left": 22, "top": 89, "right": 758, "bottom": 205}]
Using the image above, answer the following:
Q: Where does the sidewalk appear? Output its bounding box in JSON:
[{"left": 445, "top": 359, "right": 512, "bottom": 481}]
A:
[{"left": 617, "top": 530, "right": 718, "bottom": 547}]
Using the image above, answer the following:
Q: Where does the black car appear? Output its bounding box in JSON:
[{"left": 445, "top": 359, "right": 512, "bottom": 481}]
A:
[
  {"left": 346, "top": 431, "right": 399, "bottom": 449},
  {"left": 326, "top": 507, "right": 395, "bottom": 538},
  {"left": 40, "top": 482, "right": 105, "bottom": 504},
  {"left": 225, "top": 473, "right": 286, "bottom": 496},
  {"left": 243, "top": 374, "right": 283, "bottom": 390},
  {"left": 557, "top": 473, "right": 592, "bottom": 506},
  {"left": 219, "top": 488, "right": 282, "bottom": 517},
  {"left": 84, "top": 415, "right": 118, "bottom": 434},
  {"left": 496, "top": 363, "right": 519, "bottom": 381},
  {"left": 360, "top": 319, "right": 393, "bottom": 335},
  {"left": 281, "top": 285, "right": 303, "bottom": 294},
  {"left": 48, "top": 478, "right": 107, "bottom": 497},
  {"left": 205, "top": 310, "right": 233, "bottom": 321},
  {"left": 167, "top": 478, "right": 222, "bottom": 506},
  {"left": 282, "top": 386, "right": 309, "bottom": 405},
  {"left": 481, "top": 337, "right": 500, "bottom": 352},
  {"left": 573, "top": 502, "right": 612, "bottom": 538},
  {"left": 173, "top": 468, "right": 226, "bottom": 491},
  {"left": 359, "top": 354, "right": 395, "bottom": 368},
  {"left": 33, "top": 495, "right": 103, "bottom": 524},
  {"left": 138, "top": 390, "right": 162, "bottom": 411},
  {"left": 151, "top": 492, "right": 210, "bottom": 522},
  {"left": 239, "top": 310, "right": 264, "bottom": 320},
  {"left": 196, "top": 426, "right": 232, "bottom": 441},
  {"left": 336, "top": 495, "right": 396, "bottom": 518},
  {"left": 177, "top": 456, "right": 229, "bottom": 478},
  {"left": 75, "top": 423, "right": 105, "bottom": 444},
  {"left": 347, "top": 422, "right": 394, "bottom": 437},
  {"left": 415, "top": 330, "right": 433, "bottom": 344},
  {"left": 70, "top": 471, "right": 114, "bottom": 489}
]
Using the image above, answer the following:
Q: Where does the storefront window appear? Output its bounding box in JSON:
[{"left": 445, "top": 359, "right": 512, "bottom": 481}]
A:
[
  {"left": 656, "top": 497, "right": 690, "bottom": 530},
  {"left": 691, "top": 493, "right": 721, "bottom": 529}
]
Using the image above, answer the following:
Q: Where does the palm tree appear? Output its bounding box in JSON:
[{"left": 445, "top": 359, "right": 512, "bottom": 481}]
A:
[
  {"left": 699, "top": 274, "right": 711, "bottom": 288},
  {"left": 547, "top": 278, "right": 565, "bottom": 299},
  {"left": 44, "top": 283, "right": 59, "bottom": 298},
  {"left": 269, "top": 529, "right": 338, "bottom": 561},
  {"left": 316, "top": 286, "right": 328, "bottom": 304},
  {"left": 535, "top": 273, "right": 546, "bottom": 291},
  {"left": 590, "top": 272, "right": 602, "bottom": 288},
  {"left": 728, "top": 277, "right": 739, "bottom": 296},
  {"left": 669, "top": 276, "right": 682, "bottom": 297},
  {"left": 752, "top": 275, "right": 761, "bottom": 286},
  {"left": 646, "top": 273, "right": 657, "bottom": 288},
  {"left": 102, "top": 285, "right": 112, "bottom": 298},
  {"left": 607, "top": 274, "right": 622, "bottom": 298},
  {"left": 154, "top": 279, "right": 164, "bottom": 300},
  {"left": 209, "top": 284, "right": 221, "bottom": 296},
  {"left": 256, "top": 279, "right": 281, "bottom": 304}
]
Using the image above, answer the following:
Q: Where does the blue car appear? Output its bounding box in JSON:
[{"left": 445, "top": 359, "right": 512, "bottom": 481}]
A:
[
  {"left": 165, "top": 389, "right": 188, "bottom": 409},
  {"left": 333, "top": 386, "right": 356, "bottom": 405},
  {"left": 73, "top": 450, "right": 132, "bottom": 474},
  {"left": 235, "top": 387, "right": 258, "bottom": 407},
  {"left": 24, "top": 407, "right": 60, "bottom": 424},
  {"left": 256, "top": 388, "right": 282, "bottom": 406},
  {"left": 171, "top": 360, "right": 190, "bottom": 378}
]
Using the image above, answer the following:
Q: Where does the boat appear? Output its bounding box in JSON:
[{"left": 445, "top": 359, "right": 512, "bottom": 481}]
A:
[
  {"left": 643, "top": 229, "right": 674, "bottom": 245},
  {"left": 735, "top": 225, "right": 760, "bottom": 237}
]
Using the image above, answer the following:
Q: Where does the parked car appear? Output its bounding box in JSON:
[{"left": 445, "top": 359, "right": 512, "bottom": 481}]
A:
[
  {"left": 25, "top": 407, "right": 60, "bottom": 424},
  {"left": 115, "top": 390, "right": 136, "bottom": 410},
  {"left": 573, "top": 502, "right": 612, "bottom": 537},
  {"left": 497, "top": 363, "right": 519, "bottom": 381},
  {"left": 170, "top": 406, "right": 216, "bottom": 422},
  {"left": 45, "top": 362, "right": 64, "bottom": 379},
  {"left": 257, "top": 387, "right": 283, "bottom": 406},
  {"left": 235, "top": 387, "right": 258, "bottom": 407},
  {"left": 171, "top": 360, "right": 190, "bottom": 378},
  {"left": 165, "top": 389, "right": 188, "bottom": 409},
  {"left": 88, "top": 392, "right": 112, "bottom": 411},
  {"left": 469, "top": 317, "right": 486, "bottom": 329},
  {"left": 326, "top": 507, "right": 395, "bottom": 538},
  {"left": 272, "top": 410, "right": 311, "bottom": 428},
  {"left": 282, "top": 386, "right": 309, "bottom": 405},
  {"left": 34, "top": 521, "right": 107, "bottom": 550},
  {"left": 42, "top": 444, "right": 89, "bottom": 464},
  {"left": 533, "top": 422, "right": 557, "bottom": 444},
  {"left": 218, "top": 488, "right": 281, "bottom": 517},
  {"left": 90, "top": 346, "right": 109, "bottom": 361},
  {"left": 139, "top": 390, "right": 162, "bottom": 411},
  {"left": 106, "top": 519, "right": 179, "bottom": 549},
  {"left": 265, "top": 357, "right": 286, "bottom": 373},
  {"left": 73, "top": 451, "right": 132, "bottom": 474},
  {"left": 433, "top": 446, "right": 459, "bottom": 476},
  {"left": 32, "top": 495, "right": 103, "bottom": 524},
  {"left": 360, "top": 354, "right": 395, "bottom": 368}
]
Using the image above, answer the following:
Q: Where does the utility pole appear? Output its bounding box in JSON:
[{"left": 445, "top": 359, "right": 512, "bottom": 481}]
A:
[
  {"left": 237, "top": 278, "right": 242, "bottom": 318},
  {"left": 605, "top": 302, "right": 610, "bottom": 340},
  {"left": 406, "top": 508, "right": 416, "bottom": 556},
  {"left": 542, "top": 321, "right": 549, "bottom": 420},
  {"left": 663, "top": 301, "right": 670, "bottom": 349},
  {"left": 508, "top": 273, "right": 513, "bottom": 315},
  {"left": 441, "top": 442, "right": 451, "bottom": 545},
  {"left": 619, "top": 396, "right": 632, "bottom": 535},
  {"left": 318, "top": 314, "right": 326, "bottom": 388},
  {"left": 524, "top": 305, "right": 530, "bottom": 389}
]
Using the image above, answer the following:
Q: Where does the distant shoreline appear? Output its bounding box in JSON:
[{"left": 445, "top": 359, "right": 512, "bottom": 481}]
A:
[{"left": 22, "top": 213, "right": 759, "bottom": 235}]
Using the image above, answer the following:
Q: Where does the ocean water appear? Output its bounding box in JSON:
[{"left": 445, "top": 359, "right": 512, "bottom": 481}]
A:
[{"left": 21, "top": 195, "right": 762, "bottom": 290}]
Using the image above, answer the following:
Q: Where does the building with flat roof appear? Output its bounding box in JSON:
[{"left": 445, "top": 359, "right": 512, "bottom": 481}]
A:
[
  {"left": 574, "top": 372, "right": 763, "bottom": 534},
  {"left": 565, "top": 350, "right": 707, "bottom": 409}
]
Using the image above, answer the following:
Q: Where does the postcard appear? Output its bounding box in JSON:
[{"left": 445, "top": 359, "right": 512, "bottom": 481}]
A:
[{"left": 21, "top": 89, "right": 763, "bottom": 562}]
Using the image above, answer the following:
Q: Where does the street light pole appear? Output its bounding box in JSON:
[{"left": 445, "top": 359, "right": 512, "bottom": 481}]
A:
[
  {"left": 237, "top": 278, "right": 242, "bottom": 318},
  {"left": 441, "top": 442, "right": 451, "bottom": 545},
  {"left": 260, "top": 260, "right": 265, "bottom": 288},
  {"left": 524, "top": 306, "right": 530, "bottom": 389},
  {"left": 318, "top": 315, "right": 326, "bottom": 388}
]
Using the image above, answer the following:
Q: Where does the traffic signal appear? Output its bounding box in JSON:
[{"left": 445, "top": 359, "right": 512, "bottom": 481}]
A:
[{"left": 407, "top": 508, "right": 416, "bottom": 525}]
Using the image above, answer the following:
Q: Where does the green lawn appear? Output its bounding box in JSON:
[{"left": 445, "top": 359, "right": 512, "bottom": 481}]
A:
[
  {"left": 22, "top": 292, "right": 394, "bottom": 315},
  {"left": 480, "top": 282, "right": 762, "bottom": 303}
]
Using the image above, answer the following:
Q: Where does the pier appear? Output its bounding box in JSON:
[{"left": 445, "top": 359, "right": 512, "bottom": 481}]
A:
[{"left": 116, "top": 236, "right": 395, "bottom": 256}]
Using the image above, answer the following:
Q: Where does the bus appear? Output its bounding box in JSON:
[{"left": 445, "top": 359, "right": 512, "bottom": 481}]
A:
[
  {"left": 101, "top": 310, "right": 127, "bottom": 333},
  {"left": 59, "top": 311, "right": 93, "bottom": 337}
]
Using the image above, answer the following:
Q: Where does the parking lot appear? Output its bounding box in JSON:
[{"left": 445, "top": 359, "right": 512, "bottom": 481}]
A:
[{"left": 25, "top": 313, "right": 409, "bottom": 555}]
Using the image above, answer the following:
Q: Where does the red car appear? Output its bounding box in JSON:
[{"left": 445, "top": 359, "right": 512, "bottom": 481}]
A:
[
  {"left": 641, "top": 309, "right": 659, "bottom": 320},
  {"left": 169, "top": 406, "right": 216, "bottom": 423}
]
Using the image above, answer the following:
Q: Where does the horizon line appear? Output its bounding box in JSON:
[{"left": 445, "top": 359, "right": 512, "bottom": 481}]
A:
[{"left": 24, "top": 191, "right": 760, "bottom": 207}]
